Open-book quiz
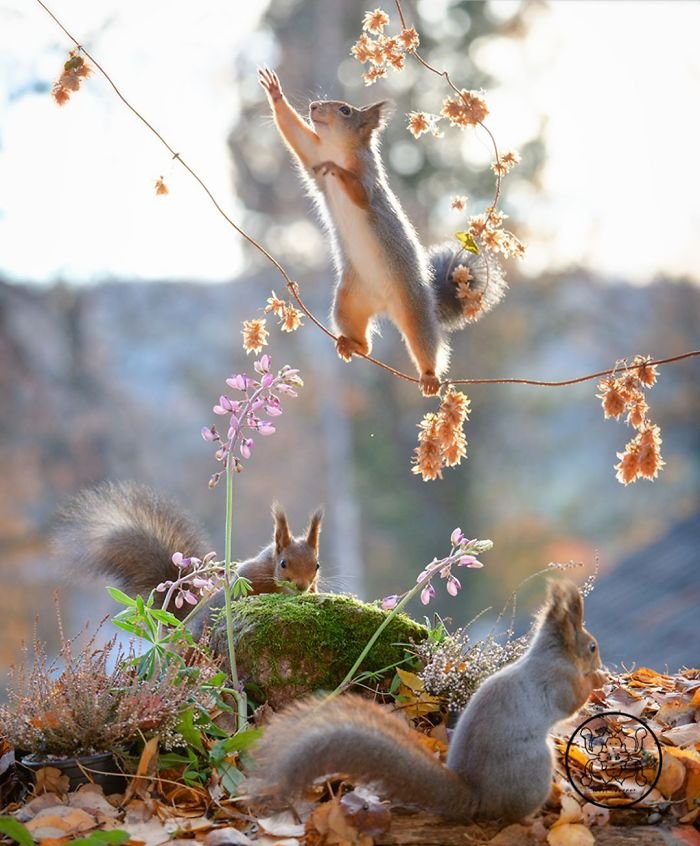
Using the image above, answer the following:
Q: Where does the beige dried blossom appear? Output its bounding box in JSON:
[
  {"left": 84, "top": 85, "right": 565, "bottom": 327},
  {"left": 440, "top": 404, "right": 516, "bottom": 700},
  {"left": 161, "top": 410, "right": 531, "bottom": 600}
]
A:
[
  {"left": 412, "top": 389, "right": 471, "bottom": 480},
  {"left": 451, "top": 196, "right": 468, "bottom": 212},
  {"left": 440, "top": 90, "right": 489, "bottom": 128},
  {"left": 597, "top": 377, "right": 626, "bottom": 420},
  {"left": 615, "top": 445, "right": 640, "bottom": 486},
  {"left": 632, "top": 354, "right": 658, "bottom": 387},
  {"left": 351, "top": 34, "right": 373, "bottom": 63},
  {"left": 363, "top": 65, "right": 388, "bottom": 86},
  {"left": 601, "top": 356, "right": 663, "bottom": 484},
  {"left": 398, "top": 25, "right": 420, "bottom": 51},
  {"left": 491, "top": 149, "right": 521, "bottom": 176},
  {"left": 241, "top": 318, "right": 269, "bottom": 354},
  {"left": 467, "top": 214, "right": 488, "bottom": 239},
  {"left": 407, "top": 111, "right": 431, "bottom": 139},
  {"left": 451, "top": 264, "right": 473, "bottom": 286},
  {"left": 363, "top": 8, "right": 390, "bottom": 35},
  {"left": 280, "top": 304, "right": 304, "bottom": 332},
  {"left": 154, "top": 177, "right": 169, "bottom": 196},
  {"left": 264, "top": 290, "right": 286, "bottom": 317},
  {"left": 52, "top": 51, "right": 92, "bottom": 106},
  {"left": 412, "top": 413, "right": 444, "bottom": 481}
]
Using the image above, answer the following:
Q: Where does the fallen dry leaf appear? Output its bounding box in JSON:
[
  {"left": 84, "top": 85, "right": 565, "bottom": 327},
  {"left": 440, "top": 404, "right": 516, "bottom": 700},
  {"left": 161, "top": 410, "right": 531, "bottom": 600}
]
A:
[
  {"left": 204, "top": 827, "right": 256, "bottom": 846},
  {"left": 546, "top": 822, "right": 594, "bottom": 846},
  {"left": 340, "top": 788, "right": 390, "bottom": 838},
  {"left": 487, "top": 822, "right": 535, "bottom": 844},
  {"left": 257, "top": 811, "right": 305, "bottom": 838},
  {"left": 662, "top": 722, "right": 700, "bottom": 747},
  {"left": 25, "top": 805, "right": 97, "bottom": 839},
  {"left": 35, "top": 767, "right": 70, "bottom": 797},
  {"left": 123, "top": 736, "right": 159, "bottom": 804},
  {"left": 656, "top": 750, "right": 687, "bottom": 798}
]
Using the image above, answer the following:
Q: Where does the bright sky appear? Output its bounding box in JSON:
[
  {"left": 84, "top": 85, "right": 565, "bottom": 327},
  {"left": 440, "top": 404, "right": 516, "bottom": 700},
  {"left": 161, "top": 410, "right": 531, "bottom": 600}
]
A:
[{"left": 1, "top": 0, "right": 699, "bottom": 285}]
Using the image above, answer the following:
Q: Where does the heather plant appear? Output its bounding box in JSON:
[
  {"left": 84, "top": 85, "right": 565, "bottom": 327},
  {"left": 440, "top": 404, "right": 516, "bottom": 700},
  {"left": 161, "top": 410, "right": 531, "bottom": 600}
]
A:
[{"left": 0, "top": 616, "right": 202, "bottom": 758}]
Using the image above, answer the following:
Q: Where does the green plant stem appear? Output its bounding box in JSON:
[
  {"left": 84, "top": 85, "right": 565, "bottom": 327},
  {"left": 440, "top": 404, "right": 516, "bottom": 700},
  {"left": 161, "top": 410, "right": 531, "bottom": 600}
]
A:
[
  {"left": 332, "top": 581, "right": 424, "bottom": 697},
  {"left": 223, "top": 457, "right": 247, "bottom": 731}
]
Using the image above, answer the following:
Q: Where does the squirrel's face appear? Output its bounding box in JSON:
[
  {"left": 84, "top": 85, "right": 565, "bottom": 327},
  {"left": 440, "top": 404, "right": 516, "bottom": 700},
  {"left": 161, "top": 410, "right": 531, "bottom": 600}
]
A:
[
  {"left": 275, "top": 539, "right": 320, "bottom": 594},
  {"left": 309, "top": 99, "right": 393, "bottom": 151},
  {"left": 273, "top": 505, "right": 323, "bottom": 594}
]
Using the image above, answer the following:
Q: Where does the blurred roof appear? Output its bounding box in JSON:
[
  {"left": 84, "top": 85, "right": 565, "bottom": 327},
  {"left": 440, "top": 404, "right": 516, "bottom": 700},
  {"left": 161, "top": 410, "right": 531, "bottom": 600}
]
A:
[{"left": 584, "top": 512, "right": 700, "bottom": 673}]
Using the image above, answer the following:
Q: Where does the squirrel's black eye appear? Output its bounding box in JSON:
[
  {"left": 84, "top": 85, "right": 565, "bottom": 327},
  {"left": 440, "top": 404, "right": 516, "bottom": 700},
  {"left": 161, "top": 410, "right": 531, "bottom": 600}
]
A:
[
  {"left": 339, "top": 105, "right": 351, "bottom": 116},
  {"left": 315, "top": 562, "right": 320, "bottom": 570},
  {"left": 279, "top": 559, "right": 287, "bottom": 569},
  {"left": 589, "top": 641, "right": 597, "bottom": 653}
]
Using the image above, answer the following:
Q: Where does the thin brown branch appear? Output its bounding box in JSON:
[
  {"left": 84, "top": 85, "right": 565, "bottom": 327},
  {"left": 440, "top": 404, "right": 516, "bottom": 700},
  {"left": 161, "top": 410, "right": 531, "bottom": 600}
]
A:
[
  {"left": 34, "top": 0, "right": 700, "bottom": 394},
  {"left": 395, "top": 0, "right": 503, "bottom": 212}
]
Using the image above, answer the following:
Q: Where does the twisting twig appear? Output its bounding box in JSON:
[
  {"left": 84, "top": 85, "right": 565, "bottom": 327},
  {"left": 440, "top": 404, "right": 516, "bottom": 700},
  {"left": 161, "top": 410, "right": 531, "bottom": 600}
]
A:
[{"left": 34, "top": 0, "right": 700, "bottom": 392}]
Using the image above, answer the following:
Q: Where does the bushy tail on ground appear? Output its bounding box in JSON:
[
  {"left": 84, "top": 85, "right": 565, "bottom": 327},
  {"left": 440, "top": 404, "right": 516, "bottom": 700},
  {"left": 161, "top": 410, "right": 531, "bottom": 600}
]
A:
[{"left": 246, "top": 693, "right": 474, "bottom": 821}]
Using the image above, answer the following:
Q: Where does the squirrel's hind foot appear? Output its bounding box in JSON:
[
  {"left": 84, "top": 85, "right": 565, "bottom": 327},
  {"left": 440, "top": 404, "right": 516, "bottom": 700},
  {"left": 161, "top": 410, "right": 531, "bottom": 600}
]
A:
[
  {"left": 336, "top": 335, "right": 369, "bottom": 362},
  {"left": 419, "top": 371, "right": 441, "bottom": 397}
]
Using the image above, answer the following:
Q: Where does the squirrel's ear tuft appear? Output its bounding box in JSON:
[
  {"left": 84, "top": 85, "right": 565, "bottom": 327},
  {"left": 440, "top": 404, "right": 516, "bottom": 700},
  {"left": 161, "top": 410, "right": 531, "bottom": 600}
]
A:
[
  {"left": 541, "top": 579, "right": 582, "bottom": 648},
  {"left": 306, "top": 507, "right": 323, "bottom": 552},
  {"left": 272, "top": 502, "right": 292, "bottom": 553},
  {"left": 359, "top": 100, "right": 394, "bottom": 134}
]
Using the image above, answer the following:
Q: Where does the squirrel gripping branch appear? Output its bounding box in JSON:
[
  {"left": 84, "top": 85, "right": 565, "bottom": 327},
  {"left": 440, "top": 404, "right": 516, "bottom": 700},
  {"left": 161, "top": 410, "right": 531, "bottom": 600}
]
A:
[
  {"left": 246, "top": 579, "right": 606, "bottom": 822},
  {"left": 258, "top": 67, "right": 507, "bottom": 396}
]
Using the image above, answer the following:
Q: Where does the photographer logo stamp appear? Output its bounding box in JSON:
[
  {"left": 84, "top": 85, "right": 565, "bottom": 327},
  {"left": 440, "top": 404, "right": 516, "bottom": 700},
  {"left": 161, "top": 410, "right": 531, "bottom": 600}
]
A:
[{"left": 564, "top": 711, "right": 663, "bottom": 808}]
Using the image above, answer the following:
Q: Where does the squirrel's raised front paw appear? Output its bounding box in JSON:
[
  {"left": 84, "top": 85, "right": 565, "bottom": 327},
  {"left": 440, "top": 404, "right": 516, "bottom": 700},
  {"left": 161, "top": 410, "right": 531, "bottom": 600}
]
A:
[
  {"left": 336, "top": 336, "right": 368, "bottom": 362},
  {"left": 313, "top": 160, "right": 337, "bottom": 178},
  {"left": 258, "top": 67, "right": 282, "bottom": 101},
  {"left": 419, "top": 372, "right": 441, "bottom": 397}
]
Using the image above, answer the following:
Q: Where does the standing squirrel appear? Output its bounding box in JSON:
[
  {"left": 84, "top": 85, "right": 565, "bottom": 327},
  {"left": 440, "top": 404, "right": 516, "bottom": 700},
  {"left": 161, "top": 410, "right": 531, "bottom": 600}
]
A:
[
  {"left": 258, "top": 67, "right": 507, "bottom": 397},
  {"left": 55, "top": 482, "right": 323, "bottom": 627},
  {"left": 246, "top": 580, "right": 606, "bottom": 822}
]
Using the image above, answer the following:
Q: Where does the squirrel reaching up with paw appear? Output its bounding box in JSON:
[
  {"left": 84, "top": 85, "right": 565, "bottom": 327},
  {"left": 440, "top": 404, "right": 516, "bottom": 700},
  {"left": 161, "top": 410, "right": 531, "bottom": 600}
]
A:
[
  {"left": 55, "top": 482, "right": 323, "bottom": 632},
  {"left": 258, "top": 67, "right": 507, "bottom": 396},
  {"left": 246, "top": 579, "right": 606, "bottom": 823}
]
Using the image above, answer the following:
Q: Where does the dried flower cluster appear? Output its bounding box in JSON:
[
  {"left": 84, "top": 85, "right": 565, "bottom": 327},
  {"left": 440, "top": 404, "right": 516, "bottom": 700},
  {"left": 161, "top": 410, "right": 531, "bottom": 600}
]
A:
[
  {"left": 154, "top": 177, "right": 169, "bottom": 196},
  {"left": 241, "top": 317, "right": 270, "bottom": 355},
  {"left": 52, "top": 50, "right": 92, "bottom": 106},
  {"left": 417, "top": 626, "right": 529, "bottom": 712},
  {"left": 351, "top": 8, "right": 420, "bottom": 85},
  {"left": 0, "top": 623, "right": 195, "bottom": 756},
  {"left": 264, "top": 289, "right": 304, "bottom": 333},
  {"left": 597, "top": 355, "right": 664, "bottom": 484},
  {"left": 203, "top": 354, "right": 303, "bottom": 485},
  {"left": 412, "top": 388, "right": 470, "bottom": 481},
  {"left": 381, "top": 530, "right": 491, "bottom": 610}
]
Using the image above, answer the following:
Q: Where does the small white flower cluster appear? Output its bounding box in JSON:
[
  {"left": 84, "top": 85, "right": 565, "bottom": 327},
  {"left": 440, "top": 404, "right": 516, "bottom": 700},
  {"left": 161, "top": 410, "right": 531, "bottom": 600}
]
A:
[{"left": 417, "top": 627, "right": 529, "bottom": 712}]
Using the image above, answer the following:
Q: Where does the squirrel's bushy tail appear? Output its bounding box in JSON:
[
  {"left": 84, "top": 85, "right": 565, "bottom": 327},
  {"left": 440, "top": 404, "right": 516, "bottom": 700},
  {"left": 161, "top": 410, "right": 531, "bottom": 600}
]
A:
[
  {"left": 246, "top": 694, "right": 474, "bottom": 821},
  {"left": 429, "top": 244, "right": 507, "bottom": 332},
  {"left": 54, "top": 482, "right": 210, "bottom": 619}
]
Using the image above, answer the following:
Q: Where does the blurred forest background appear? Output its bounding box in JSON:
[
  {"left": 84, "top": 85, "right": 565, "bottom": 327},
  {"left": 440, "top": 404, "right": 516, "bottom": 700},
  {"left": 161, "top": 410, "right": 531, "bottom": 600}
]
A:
[{"left": 1, "top": 0, "right": 698, "bottom": 688}]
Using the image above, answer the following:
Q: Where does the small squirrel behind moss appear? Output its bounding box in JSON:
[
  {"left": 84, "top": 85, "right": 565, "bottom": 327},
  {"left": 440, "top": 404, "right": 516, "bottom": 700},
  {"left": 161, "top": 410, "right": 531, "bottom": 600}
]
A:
[
  {"left": 258, "top": 67, "right": 507, "bottom": 396},
  {"left": 246, "top": 580, "right": 606, "bottom": 823},
  {"left": 55, "top": 483, "right": 323, "bottom": 627}
]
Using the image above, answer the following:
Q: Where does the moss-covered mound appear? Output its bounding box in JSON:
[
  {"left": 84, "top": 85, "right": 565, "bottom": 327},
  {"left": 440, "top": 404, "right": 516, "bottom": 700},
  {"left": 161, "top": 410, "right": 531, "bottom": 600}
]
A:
[{"left": 208, "top": 593, "right": 428, "bottom": 707}]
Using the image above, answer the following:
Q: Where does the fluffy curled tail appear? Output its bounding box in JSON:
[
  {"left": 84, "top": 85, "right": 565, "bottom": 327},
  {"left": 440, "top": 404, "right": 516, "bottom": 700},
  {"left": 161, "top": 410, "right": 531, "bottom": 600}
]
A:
[
  {"left": 246, "top": 694, "right": 474, "bottom": 821},
  {"left": 54, "top": 482, "right": 210, "bottom": 619},
  {"left": 429, "top": 243, "right": 508, "bottom": 332}
]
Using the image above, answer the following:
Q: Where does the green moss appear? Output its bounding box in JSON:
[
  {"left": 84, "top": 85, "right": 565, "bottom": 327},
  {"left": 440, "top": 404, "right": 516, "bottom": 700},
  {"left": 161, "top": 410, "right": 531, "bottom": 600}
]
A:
[{"left": 208, "top": 593, "right": 428, "bottom": 707}]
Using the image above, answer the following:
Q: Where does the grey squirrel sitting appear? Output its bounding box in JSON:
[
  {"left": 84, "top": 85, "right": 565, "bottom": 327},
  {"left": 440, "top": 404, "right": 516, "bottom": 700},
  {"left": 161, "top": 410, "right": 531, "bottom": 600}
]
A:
[{"left": 246, "top": 580, "right": 606, "bottom": 822}]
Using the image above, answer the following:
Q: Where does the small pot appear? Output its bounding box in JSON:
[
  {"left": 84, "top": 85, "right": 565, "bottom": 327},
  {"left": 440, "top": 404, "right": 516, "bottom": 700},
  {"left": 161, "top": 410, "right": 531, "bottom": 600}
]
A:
[{"left": 20, "top": 751, "right": 127, "bottom": 795}]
